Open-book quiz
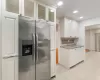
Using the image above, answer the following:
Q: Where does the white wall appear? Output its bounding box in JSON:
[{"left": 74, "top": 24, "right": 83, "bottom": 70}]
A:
[{"left": 85, "top": 30, "right": 90, "bottom": 49}]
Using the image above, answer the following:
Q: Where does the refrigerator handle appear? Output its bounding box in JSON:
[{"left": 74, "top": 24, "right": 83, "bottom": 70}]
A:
[
  {"left": 32, "top": 34, "right": 35, "bottom": 62},
  {"left": 36, "top": 34, "right": 38, "bottom": 61}
]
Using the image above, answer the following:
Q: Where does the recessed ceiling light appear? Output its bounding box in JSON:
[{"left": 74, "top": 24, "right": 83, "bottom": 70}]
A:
[
  {"left": 73, "top": 10, "right": 79, "bottom": 14},
  {"left": 57, "top": 1, "right": 63, "bottom": 6},
  {"left": 80, "top": 16, "right": 83, "bottom": 19}
]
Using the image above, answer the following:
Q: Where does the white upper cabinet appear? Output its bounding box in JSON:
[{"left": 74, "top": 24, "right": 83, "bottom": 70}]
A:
[
  {"left": 37, "top": 4, "right": 46, "bottom": 20},
  {"left": 60, "top": 18, "right": 79, "bottom": 37},
  {"left": 3, "top": 0, "right": 56, "bottom": 21},
  {"left": 6, "top": 0, "right": 19, "bottom": 13},
  {"left": 71, "top": 20, "right": 79, "bottom": 37},
  {"left": 24, "top": 0, "right": 34, "bottom": 17},
  {"left": 48, "top": 8, "right": 55, "bottom": 22}
]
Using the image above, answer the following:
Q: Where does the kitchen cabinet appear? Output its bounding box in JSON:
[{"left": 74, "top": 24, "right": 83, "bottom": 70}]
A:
[
  {"left": 2, "top": 57, "right": 18, "bottom": 80},
  {"left": 77, "top": 47, "right": 85, "bottom": 62},
  {"left": 69, "top": 49, "right": 80, "bottom": 67},
  {"left": 24, "top": 0, "right": 34, "bottom": 17},
  {"left": 59, "top": 48, "right": 69, "bottom": 68},
  {"left": 50, "top": 50, "right": 56, "bottom": 77},
  {"left": 2, "top": 12, "right": 18, "bottom": 57},
  {"left": 1, "top": 1, "right": 18, "bottom": 80},
  {"left": 5, "top": 0, "right": 19, "bottom": 13},
  {"left": 48, "top": 8, "right": 55, "bottom": 22},
  {"left": 60, "top": 47, "right": 85, "bottom": 68},
  {"left": 2, "top": 0, "right": 56, "bottom": 22},
  {"left": 71, "top": 21, "right": 79, "bottom": 37},
  {"left": 38, "top": 4, "right": 46, "bottom": 20},
  {"left": 60, "top": 18, "right": 79, "bottom": 37}
]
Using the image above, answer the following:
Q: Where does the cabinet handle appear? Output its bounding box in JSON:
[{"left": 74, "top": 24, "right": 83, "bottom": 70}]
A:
[
  {"left": 3, "top": 54, "right": 18, "bottom": 59},
  {"left": 32, "top": 34, "right": 35, "bottom": 62},
  {"left": 36, "top": 34, "right": 38, "bottom": 62}
]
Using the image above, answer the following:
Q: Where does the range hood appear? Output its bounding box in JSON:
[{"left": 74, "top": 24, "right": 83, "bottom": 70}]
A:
[{"left": 61, "top": 37, "right": 79, "bottom": 45}]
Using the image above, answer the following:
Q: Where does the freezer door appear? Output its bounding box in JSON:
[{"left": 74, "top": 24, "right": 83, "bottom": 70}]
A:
[
  {"left": 19, "top": 16, "right": 36, "bottom": 80},
  {"left": 36, "top": 20, "right": 51, "bottom": 80}
]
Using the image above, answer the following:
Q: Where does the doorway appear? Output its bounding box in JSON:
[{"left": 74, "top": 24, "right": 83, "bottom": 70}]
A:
[
  {"left": 85, "top": 29, "right": 96, "bottom": 52},
  {"left": 85, "top": 25, "right": 100, "bottom": 53}
]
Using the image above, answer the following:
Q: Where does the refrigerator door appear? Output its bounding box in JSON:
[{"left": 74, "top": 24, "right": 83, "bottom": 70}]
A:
[
  {"left": 19, "top": 16, "right": 36, "bottom": 80},
  {"left": 36, "top": 20, "right": 51, "bottom": 80}
]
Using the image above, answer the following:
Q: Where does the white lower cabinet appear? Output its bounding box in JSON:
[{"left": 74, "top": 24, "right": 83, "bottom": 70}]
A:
[
  {"left": 60, "top": 48, "right": 85, "bottom": 68},
  {"left": 2, "top": 57, "right": 18, "bottom": 80},
  {"left": 50, "top": 50, "right": 56, "bottom": 77}
]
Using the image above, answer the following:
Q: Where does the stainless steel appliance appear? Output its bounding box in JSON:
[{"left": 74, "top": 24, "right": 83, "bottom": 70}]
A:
[{"left": 19, "top": 16, "right": 51, "bottom": 80}]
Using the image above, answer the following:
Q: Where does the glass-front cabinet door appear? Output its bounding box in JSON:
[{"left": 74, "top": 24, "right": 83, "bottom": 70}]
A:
[
  {"left": 38, "top": 4, "right": 46, "bottom": 20},
  {"left": 24, "top": 0, "right": 34, "bottom": 17},
  {"left": 48, "top": 9, "right": 55, "bottom": 22},
  {"left": 6, "top": 0, "right": 19, "bottom": 13}
]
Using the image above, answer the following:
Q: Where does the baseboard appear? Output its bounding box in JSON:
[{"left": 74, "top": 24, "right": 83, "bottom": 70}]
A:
[{"left": 70, "top": 60, "right": 84, "bottom": 69}]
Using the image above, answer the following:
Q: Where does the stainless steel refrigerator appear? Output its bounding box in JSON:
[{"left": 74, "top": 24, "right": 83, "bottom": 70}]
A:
[{"left": 19, "top": 16, "right": 51, "bottom": 80}]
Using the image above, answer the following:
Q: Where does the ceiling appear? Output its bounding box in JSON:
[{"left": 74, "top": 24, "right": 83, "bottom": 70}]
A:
[{"left": 37, "top": 0, "right": 100, "bottom": 21}]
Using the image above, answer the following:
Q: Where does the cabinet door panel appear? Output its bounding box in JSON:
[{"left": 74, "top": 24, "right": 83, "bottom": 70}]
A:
[
  {"left": 69, "top": 49, "right": 78, "bottom": 67},
  {"left": 6, "top": 0, "right": 19, "bottom": 13},
  {"left": 2, "top": 13, "right": 18, "bottom": 57},
  {"left": 64, "top": 19, "right": 71, "bottom": 37},
  {"left": 77, "top": 48, "right": 85, "bottom": 61},
  {"left": 24, "top": 0, "right": 34, "bottom": 17},
  {"left": 38, "top": 4, "right": 46, "bottom": 20},
  {"left": 71, "top": 21, "right": 79, "bottom": 37},
  {"left": 48, "top": 9, "right": 54, "bottom": 22},
  {"left": 2, "top": 18, "right": 15, "bottom": 55},
  {"left": 2, "top": 57, "right": 18, "bottom": 80}
]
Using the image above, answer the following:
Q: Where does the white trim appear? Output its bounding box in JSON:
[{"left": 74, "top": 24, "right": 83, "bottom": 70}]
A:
[
  {"left": 46, "top": 7, "right": 49, "bottom": 21},
  {"left": 19, "top": 0, "right": 22, "bottom": 14},
  {"left": 34, "top": 1, "right": 37, "bottom": 20},
  {"left": 36, "top": 0, "right": 56, "bottom": 9},
  {"left": 21, "top": 0, "right": 24, "bottom": 16},
  {"left": 0, "top": 0, "right": 2, "bottom": 80}
]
